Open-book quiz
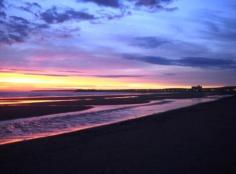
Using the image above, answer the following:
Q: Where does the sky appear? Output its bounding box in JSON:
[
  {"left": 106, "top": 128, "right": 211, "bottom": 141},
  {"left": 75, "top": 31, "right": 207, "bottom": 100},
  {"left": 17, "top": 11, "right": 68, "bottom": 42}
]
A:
[{"left": 0, "top": 0, "right": 236, "bottom": 90}]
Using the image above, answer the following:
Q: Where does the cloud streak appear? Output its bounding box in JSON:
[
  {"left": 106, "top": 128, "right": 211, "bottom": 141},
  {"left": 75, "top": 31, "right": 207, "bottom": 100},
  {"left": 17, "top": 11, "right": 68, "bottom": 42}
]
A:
[
  {"left": 40, "top": 7, "right": 95, "bottom": 24},
  {"left": 0, "top": 68, "right": 144, "bottom": 79},
  {"left": 124, "top": 55, "right": 236, "bottom": 69},
  {"left": 130, "top": 36, "right": 170, "bottom": 48},
  {"left": 77, "top": 0, "right": 174, "bottom": 9},
  {"left": 78, "top": 0, "right": 120, "bottom": 8}
]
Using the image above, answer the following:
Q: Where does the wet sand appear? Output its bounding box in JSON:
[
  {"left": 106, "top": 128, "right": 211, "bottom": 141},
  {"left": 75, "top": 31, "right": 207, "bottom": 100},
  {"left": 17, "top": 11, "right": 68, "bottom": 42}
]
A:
[
  {"left": 0, "top": 95, "right": 236, "bottom": 174},
  {"left": 0, "top": 92, "right": 223, "bottom": 121}
]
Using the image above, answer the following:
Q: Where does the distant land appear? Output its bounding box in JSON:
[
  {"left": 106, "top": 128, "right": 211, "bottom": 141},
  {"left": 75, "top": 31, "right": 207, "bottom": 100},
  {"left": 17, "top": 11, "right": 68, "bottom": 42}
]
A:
[{"left": 31, "top": 86, "right": 236, "bottom": 93}]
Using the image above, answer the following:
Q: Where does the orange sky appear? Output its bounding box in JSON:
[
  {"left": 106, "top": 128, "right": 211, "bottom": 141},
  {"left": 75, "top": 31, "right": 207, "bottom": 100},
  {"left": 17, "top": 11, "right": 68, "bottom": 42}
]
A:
[{"left": 0, "top": 72, "right": 191, "bottom": 91}]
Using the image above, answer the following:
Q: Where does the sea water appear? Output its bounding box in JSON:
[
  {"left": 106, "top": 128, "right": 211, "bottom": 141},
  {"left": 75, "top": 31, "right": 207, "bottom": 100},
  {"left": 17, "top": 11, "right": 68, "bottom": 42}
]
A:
[{"left": 0, "top": 95, "right": 226, "bottom": 145}]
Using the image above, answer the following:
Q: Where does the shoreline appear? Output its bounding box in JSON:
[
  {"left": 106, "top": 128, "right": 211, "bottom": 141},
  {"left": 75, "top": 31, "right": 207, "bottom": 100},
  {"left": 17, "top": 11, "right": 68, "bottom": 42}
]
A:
[
  {"left": 0, "top": 92, "right": 231, "bottom": 121},
  {"left": 1, "top": 95, "right": 236, "bottom": 173},
  {"left": 0, "top": 96, "right": 229, "bottom": 145},
  {"left": 0, "top": 98, "right": 216, "bottom": 146}
]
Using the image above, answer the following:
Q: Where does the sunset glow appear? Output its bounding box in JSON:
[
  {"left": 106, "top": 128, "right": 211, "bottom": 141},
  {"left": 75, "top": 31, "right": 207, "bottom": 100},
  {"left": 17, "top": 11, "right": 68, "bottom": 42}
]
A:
[
  {"left": 0, "top": 72, "right": 185, "bottom": 91},
  {"left": 0, "top": 0, "right": 235, "bottom": 91}
]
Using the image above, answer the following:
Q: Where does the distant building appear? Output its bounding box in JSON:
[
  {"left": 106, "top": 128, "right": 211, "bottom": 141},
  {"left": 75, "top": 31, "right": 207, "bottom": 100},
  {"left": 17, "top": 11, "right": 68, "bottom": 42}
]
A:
[{"left": 191, "top": 85, "right": 202, "bottom": 92}]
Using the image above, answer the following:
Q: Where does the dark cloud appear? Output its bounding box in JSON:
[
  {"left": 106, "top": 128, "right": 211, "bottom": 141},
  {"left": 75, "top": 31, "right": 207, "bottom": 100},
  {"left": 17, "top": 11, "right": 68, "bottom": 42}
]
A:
[
  {"left": 130, "top": 36, "right": 170, "bottom": 48},
  {"left": 124, "top": 55, "right": 236, "bottom": 69},
  {"left": 0, "top": 31, "right": 12, "bottom": 44},
  {"left": 0, "top": 0, "right": 4, "bottom": 8},
  {"left": 24, "top": 73, "right": 69, "bottom": 77},
  {"left": 26, "top": 2, "right": 41, "bottom": 9},
  {"left": 60, "top": 70, "right": 83, "bottom": 74},
  {"left": 91, "top": 74, "right": 144, "bottom": 78},
  {"left": 0, "top": 11, "right": 5, "bottom": 18},
  {"left": 0, "top": 0, "right": 5, "bottom": 18},
  {"left": 78, "top": 0, "right": 120, "bottom": 8},
  {"left": 0, "top": 0, "right": 176, "bottom": 47},
  {"left": 0, "top": 3, "right": 95, "bottom": 45},
  {"left": 124, "top": 55, "right": 173, "bottom": 65},
  {"left": 1, "top": 68, "right": 43, "bottom": 72},
  {"left": 0, "top": 15, "right": 48, "bottom": 45},
  {"left": 0, "top": 68, "right": 143, "bottom": 78},
  {"left": 0, "top": 69, "right": 70, "bottom": 77},
  {"left": 100, "top": 9, "right": 132, "bottom": 21},
  {"left": 10, "top": 16, "right": 30, "bottom": 24},
  {"left": 0, "top": 17, "right": 30, "bottom": 44},
  {"left": 134, "top": 0, "right": 173, "bottom": 7},
  {"left": 41, "top": 7, "right": 95, "bottom": 24},
  {"left": 77, "top": 0, "right": 175, "bottom": 10},
  {"left": 19, "top": 2, "right": 41, "bottom": 16},
  {"left": 178, "top": 57, "right": 236, "bottom": 68},
  {"left": 0, "top": 0, "right": 176, "bottom": 46},
  {"left": 0, "top": 33, "right": 24, "bottom": 45},
  {"left": 131, "top": 0, "right": 177, "bottom": 11}
]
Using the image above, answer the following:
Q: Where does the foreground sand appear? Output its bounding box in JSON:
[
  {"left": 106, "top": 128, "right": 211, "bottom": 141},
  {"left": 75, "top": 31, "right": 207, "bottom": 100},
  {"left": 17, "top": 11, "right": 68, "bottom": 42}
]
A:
[{"left": 1, "top": 96, "right": 236, "bottom": 174}]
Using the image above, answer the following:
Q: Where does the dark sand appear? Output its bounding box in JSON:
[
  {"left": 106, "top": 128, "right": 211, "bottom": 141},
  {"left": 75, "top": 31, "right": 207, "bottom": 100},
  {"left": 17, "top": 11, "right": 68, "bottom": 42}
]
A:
[{"left": 1, "top": 96, "right": 236, "bottom": 174}]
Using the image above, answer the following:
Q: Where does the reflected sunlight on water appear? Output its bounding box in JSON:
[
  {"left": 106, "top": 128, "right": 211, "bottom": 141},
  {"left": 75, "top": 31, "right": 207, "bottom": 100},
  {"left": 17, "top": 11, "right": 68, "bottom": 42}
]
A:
[
  {"left": 0, "top": 99, "right": 78, "bottom": 105},
  {"left": 0, "top": 95, "right": 227, "bottom": 145}
]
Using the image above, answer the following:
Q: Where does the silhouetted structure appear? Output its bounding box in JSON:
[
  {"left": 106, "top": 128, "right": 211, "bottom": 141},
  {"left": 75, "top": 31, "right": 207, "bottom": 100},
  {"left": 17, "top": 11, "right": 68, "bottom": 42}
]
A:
[{"left": 191, "top": 85, "right": 202, "bottom": 92}]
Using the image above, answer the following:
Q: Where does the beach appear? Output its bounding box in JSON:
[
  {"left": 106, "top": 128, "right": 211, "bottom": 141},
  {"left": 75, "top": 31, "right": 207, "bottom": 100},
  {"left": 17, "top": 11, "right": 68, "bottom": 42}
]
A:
[
  {"left": 1, "top": 95, "right": 236, "bottom": 174},
  {"left": 0, "top": 91, "right": 224, "bottom": 121},
  {"left": 1, "top": 0, "right": 236, "bottom": 173}
]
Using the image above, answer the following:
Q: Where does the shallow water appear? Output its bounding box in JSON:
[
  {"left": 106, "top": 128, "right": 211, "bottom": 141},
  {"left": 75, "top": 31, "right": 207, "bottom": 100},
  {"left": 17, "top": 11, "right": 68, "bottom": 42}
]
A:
[
  {"left": 0, "top": 99, "right": 79, "bottom": 105},
  {"left": 0, "top": 91, "right": 141, "bottom": 98},
  {"left": 0, "top": 95, "right": 226, "bottom": 145}
]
